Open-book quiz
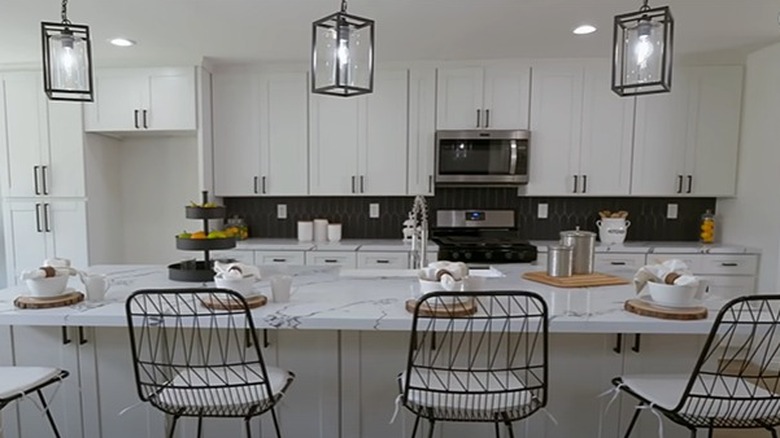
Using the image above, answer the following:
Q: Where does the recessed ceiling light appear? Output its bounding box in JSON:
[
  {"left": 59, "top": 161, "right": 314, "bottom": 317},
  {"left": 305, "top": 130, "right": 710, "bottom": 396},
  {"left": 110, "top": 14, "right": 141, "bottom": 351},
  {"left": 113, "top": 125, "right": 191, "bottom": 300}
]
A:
[
  {"left": 109, "top": 38, "right": 136, "bottom": 47},
  {"left": 573, "top": 24, "right": 597, "bottom": 35}
]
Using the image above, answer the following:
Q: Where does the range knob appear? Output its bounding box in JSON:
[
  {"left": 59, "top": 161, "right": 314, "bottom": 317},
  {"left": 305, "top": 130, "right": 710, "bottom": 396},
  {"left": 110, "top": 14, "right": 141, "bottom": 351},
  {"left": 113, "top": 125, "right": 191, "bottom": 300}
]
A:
[
  {"left": 464, "top": 252, "right": 472, "bottom": 260},
  {"left": 504, "top": 252, "right": 513, "bottom": 260},
  {"left": 485, "top": 252, "right": 493, "bottom": 260},
  {"left": 451, "top": 251, "right": 460, "bottom": 260}
]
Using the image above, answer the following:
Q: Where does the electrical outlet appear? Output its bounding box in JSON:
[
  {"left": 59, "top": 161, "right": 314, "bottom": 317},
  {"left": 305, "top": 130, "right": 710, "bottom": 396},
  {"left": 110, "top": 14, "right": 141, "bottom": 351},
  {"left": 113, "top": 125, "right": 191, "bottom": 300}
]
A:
[
  {"left": 369, "top": 203, "right": 380, "bottom": 219},
  {"left": 277, "top": 204, "right": 287, "bottom": 219},
  {"left": 666, "top": 203, "right": 678, "bottom": 220},
  {"left": 537, "top": 203, "right": 549, "bottom": 219}
]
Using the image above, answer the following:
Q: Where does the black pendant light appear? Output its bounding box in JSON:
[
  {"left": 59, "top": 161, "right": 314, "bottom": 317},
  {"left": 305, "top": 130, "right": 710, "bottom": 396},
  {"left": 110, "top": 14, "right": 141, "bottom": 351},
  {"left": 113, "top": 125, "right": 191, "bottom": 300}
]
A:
[
  {"left": 41, "top": 0, "right": 94, "bottom": 102},
  {"left": 311, "top": 0, "right": 374, "bottom": 97},
  {"left": 611, "top": 0, "right": 673, "bottom": 97}
]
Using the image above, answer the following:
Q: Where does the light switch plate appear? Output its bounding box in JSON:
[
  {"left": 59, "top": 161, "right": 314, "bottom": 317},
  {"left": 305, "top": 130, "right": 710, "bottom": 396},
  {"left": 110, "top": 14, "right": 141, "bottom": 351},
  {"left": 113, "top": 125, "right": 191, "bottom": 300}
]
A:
[
  {"left": 537, "top": 203, "right": 549, "bottom": 219},
  {"left": 277, "top": 204, "right": 287, "bottom": 219},
  {"left": 369, "top": 203, "right": 380, "bottom": 219},
  {"left": 666, "top": 203, "right": 678, "bottom": 220}
]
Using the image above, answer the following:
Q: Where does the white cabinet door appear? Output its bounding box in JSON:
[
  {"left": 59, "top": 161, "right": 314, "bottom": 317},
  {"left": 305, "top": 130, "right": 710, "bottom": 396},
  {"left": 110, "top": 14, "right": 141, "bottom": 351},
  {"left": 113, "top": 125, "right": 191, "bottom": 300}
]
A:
[
  {"left": 255, "top": 251, "right": 306, "bottom": 265},
  {"left": 360, "top": 69, "right": 408, "bottom": 195},
  {"left": 84, "top": 71, "right": 145, "bottom": 131},
  {"left": 579, "top": 64, "right": 634, "bottom": 196},
  {"left": 47, "top": 201, "right": 89, "bottom": 269},
  {"left": 11, "top": 326, "right": 86, "bottom": 438},
  {"left": 407, "top": 67, "right": 436, "bottom": 196},
  {"left": 436, "top": 66, "right": 484, "bottom": 129},
  {"left": 526, "top": 64, "right": 584, "bottom": 196},
  {"left": 0, "top": 72, "right": 48, "bottom": 198},
  {"left": 212, "top": 71, "right": 261, "bottom": 196},
  {"left": 686, "top": 66, "right": 742, "bottom": 197},
  {"left": 305, "top": 251, "right": 357, "bottom": 268},
  {"left": 260, "top": 72, "right": 309, "bottom": 195},
  {"left": 47, "top": 102, "right": 86, "bottom": 198},
  {"left": 146, "top": 67, "right": 196, "bottom": 131},
  {"left": 3, "top": 201, "right": 48, "bottom": 285},
  {"left": 482, "top": 63, "right": 531, "bottom": 129},
  {"left": 357, "top": 252, "right": 410, "bottom": 269},
  {"left": 309, "top": 95, "right": 360, "bottom": 195}
]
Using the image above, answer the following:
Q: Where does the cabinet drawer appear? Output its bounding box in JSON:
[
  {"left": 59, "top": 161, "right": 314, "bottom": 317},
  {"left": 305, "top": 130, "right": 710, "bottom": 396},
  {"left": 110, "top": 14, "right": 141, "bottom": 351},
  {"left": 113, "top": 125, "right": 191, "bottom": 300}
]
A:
[
  {"left": 594, "top": 253, "right": 646, "bottom": 273},
  {"left": 305, "top": 251, "right": 357, "bottom": 268},
  {"left": 255, "top": 251, "right": 305, "bottom": 265},
  {"left": 357, "top": 252, "right": 409, "bottom": 269},
  {"left": 649, "top": 253, "right": 758, "bottom": 275},
  {"left": 700, "top": 275, "right": 756, "bottom": 299},
  {"left": 212, "top": 250, "right": 254, "bottom": 265}
]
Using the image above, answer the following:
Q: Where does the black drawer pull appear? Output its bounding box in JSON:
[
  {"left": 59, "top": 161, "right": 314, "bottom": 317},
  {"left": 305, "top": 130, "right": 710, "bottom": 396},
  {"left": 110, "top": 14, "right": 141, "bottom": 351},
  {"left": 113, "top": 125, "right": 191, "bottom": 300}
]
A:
[
  {"left": 721, "top": 262, "right": 738, "bottom": 267},
  {"left": 613, "top": 333, "right": 622, "bottom": 354},
  {"left": 610, "top": 261, "right": 627, "bottom": 266},
  {"left": 272, "top": 258, "right": 286, "bottom": 263},
  {"left": 324, "top": 259, "right": 339, "bottom": 263},
  {"left": 376, "top": 260, "right": 390, "bottom": 264}
]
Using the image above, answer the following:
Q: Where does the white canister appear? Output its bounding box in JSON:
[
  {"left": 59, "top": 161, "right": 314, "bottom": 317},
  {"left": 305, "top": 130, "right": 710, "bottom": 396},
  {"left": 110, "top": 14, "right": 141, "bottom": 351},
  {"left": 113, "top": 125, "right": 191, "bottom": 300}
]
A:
[
  {"left": 313, "top": 219, "right": 329, "bottom": 242},
  {"left": 327, "top": 223, "right": 342, "bottom": 242},
  {"left": 596, "top": 218, "right": 631, "bottom": 245},
  {"left": 297, "top": 221, "right": 314, "bottom": 242}
]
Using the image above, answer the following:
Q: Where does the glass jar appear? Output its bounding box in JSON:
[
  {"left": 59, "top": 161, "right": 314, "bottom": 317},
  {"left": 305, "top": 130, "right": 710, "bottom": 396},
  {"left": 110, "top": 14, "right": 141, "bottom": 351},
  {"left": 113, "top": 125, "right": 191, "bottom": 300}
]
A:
[
  {"left": 225, "top": 215, "right": 249, "bottom": 240},
  {"left": 699, "top": 209, "right": 715, "bottom": 244}
]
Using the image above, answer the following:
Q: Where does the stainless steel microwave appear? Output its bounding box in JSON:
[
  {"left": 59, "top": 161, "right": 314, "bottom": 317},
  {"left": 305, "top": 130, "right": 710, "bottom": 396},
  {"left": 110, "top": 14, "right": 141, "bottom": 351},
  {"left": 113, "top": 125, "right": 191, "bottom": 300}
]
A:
[{"left": 435, "top": 129, "right": 529, "bottom": 186}]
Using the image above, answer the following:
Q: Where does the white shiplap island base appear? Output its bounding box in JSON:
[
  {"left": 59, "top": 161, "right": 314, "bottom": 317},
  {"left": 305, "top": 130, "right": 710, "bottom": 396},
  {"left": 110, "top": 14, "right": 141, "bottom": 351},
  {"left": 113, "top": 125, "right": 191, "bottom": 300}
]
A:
[{"left": 0, "top": 264, "right": 742, "bottom": 438}]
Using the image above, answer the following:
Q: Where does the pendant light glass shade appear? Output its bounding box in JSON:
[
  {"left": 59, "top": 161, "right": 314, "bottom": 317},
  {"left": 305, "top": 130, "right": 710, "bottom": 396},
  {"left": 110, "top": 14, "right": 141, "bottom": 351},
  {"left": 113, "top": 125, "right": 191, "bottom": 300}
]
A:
[
  {"left": 612, "top": 1, "right": 673, "bottom": 97},
  {"left": 41, "top": 0, "right": 94, "bottom": 102},
  {"left": 312, "top": 0, "right": 374, "bottom": 97}
]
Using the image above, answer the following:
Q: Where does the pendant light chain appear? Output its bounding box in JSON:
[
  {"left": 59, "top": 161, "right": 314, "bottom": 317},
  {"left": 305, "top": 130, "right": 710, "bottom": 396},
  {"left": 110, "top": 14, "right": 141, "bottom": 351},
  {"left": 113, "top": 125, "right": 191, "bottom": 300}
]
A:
[
  {"left": 341, "top": 0, "right": 348, "bottom": 13},
  {"left": 61, "top": 0, "right": 71, "bottom": 24},
  {"left": 639, "top": 0, "right": 650, "bottom": 12}
]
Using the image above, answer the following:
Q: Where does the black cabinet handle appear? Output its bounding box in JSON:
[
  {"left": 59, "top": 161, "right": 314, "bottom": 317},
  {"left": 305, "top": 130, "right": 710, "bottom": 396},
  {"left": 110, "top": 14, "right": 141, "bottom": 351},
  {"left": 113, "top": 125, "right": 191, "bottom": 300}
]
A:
[
  {"left": 686, "top": 175, "right": 693, "bottom": 194},
  {"left": 61, "top": 326, "right": 71, "bottom": 345},
  {"left": 33, "top": 166, "right": 41, "bottom": 195},
  {"left": 253, "top": 176, "right": 259, "bottom": 194},
  {"left": 263, "top": 329, "right": 270, "bottom": 348},
  {"left": 272, "top": 258, "right": 286, "bottom": 263},
  {"left": 610, "top": 261, "right": 627, "bottom": 266},
  {"left": 721, "top": 262, "right": 738, "bottom": 267},
  {"left": 360, "top": 175, "right": 365, "bottom": 193},
  {"left": 613, "top": 333, "right": 622, "bottom": 354},
  {"left": 476, "top": 109, "right": 481, "bottom": 128},
  {"left": 582, "top": 175, "right": 587, "bottom": 193},
  {"left": 79, "top": 326, "right": 87, "bottom": 345},
  {"left": 351, "top": 176, "right": 356, "bottom": 194},
  {"left": 43, "top": 203, "right": 51, "bottom": 232},
  {"left": 676, "top": 175, "right": 683, "bottom": 193},
  {"left": 324, "top": 259, "right": 339, "bottom": 263},
  {"left": 35, "top": 203, "right": 43, "bottom": 232},
  {"left": 142, "top": 110, "right": 148, "bottom": 129},
  {"left": 428, "top": 175, "right": 433, "bottom": 193},
  {"left": 376, "top": 260, "right": 390, "bottom": 264},
  {"left": 41, "top": 165, "right": 49, "bottom": 195},
  {"left": 134, "top": 110, "right": 140, "bottom": 129},
  {"left": 262, "top": 176, "right": 267, "bottom": 194},
  {"left": 573, "top": 175, "right": 578, "bottom": 193},
  {"left": 632, "top": 334, "right": 641, "bottom": 353},
  {"left": 245, "top": 329, "right": 253, "bottom": 349},
  {"left": 485, "top": 109, "right": 490, "bottom": 128}
]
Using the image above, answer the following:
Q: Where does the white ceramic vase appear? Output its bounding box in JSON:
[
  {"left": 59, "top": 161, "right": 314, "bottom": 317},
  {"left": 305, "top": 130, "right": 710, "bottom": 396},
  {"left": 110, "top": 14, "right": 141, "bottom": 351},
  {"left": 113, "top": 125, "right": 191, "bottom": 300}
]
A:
[{"left": 596, "top": 218, "right": 631, "bottom": 245}]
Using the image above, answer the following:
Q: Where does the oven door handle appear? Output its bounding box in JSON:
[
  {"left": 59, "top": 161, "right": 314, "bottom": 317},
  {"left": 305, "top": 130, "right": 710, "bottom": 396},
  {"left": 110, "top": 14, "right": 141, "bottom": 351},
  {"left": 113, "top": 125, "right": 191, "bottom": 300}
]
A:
[{"left": 509, "top": 141, "right": 518, "bottom": 175}]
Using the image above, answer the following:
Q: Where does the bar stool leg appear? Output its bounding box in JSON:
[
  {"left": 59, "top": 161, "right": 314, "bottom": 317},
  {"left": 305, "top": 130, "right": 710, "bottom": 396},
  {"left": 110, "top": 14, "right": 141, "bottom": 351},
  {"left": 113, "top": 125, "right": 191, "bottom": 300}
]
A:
[
  {"left": 196, "top": 416, "right": 203, "bottom": 438},
  {"left": 623, "top": 405, "right": 643, "bottom": 437},
  {"left": 270, "top": 407, "right": 282, "bottom": 438},
  {"left": 167, "top": 415, "right": 181, "bottom": 438},
  {"left": 426, "top": 419, "right": 436, "bottom": 438},
  {"left": 37, "top": 390, "right": 62, "bottom": 438},
  {"left": 411, "top": 415, "right": 421, "bottom": 438},
  {"left": 494, "top": 421, "right": 500, "bottom": 438}
]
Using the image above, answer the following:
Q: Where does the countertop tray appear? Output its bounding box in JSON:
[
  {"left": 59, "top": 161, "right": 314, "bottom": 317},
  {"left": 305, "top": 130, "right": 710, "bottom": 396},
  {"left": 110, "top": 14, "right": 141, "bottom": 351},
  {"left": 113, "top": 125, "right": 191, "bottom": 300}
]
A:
[{"left": 522, "top": 271, "right": 630, "bottom": 288}]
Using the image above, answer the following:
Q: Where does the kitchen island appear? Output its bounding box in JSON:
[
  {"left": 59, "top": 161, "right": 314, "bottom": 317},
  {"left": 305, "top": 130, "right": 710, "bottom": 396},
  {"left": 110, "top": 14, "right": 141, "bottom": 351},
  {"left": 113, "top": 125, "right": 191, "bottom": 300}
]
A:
[{"left": 0, "top": 264, "right": 738, "bottom": 438}]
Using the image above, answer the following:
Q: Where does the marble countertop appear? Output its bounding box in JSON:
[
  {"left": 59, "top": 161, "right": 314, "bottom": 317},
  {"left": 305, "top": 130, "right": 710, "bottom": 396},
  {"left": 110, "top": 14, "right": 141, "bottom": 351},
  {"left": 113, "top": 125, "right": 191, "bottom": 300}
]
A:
[
  {"left": 0, "top": 264, "right": 733, "bottom": 334},
  {"left": 532, "top": 241, "right": 760, "bottom": 254},
  {"left": 235, "top": 238, "right": 438, "bottom": 252}
]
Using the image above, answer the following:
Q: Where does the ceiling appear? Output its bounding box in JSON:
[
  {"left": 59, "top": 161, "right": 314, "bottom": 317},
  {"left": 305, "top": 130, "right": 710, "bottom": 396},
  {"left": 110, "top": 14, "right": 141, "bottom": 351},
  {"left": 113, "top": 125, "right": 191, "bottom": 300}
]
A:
[{"left": 2, "top": 0, "right": 780, "bottom": 68}]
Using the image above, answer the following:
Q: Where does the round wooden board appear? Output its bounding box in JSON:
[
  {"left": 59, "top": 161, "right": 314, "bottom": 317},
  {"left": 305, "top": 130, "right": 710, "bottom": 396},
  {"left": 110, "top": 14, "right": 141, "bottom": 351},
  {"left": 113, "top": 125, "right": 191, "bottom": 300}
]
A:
[
  {"left": 624, "top": 298, "right": 708, "bottom": 320},
  {"left": 15, "top": 291, "right": 84, "bottom": 309},
  {"left": 202, "top": 294, "right": 267, "bottom": 311},
  {"left": 405, "top": 298, "right": 477, "bottom": 317}
]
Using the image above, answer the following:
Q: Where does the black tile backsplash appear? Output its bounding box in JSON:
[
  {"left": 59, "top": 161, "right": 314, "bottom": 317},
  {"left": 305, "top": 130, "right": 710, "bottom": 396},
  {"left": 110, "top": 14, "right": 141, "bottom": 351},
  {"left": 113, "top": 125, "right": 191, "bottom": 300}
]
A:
[{"left": 225, "top": 189, "right": 716, "bottom": 242}]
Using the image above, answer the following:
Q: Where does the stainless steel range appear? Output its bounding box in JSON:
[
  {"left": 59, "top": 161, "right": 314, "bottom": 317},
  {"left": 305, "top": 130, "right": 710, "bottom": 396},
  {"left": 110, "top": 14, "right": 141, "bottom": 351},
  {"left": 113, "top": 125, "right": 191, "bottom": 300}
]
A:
[{"left": 431, "top": 209, "right": 537, "bottom": 264}]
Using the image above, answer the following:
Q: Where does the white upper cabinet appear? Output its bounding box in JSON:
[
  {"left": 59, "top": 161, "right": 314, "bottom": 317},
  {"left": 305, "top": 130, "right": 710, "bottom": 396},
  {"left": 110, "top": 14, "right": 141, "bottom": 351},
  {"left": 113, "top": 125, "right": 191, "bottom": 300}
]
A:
[
  {"left": 407, "top": 67, "right": 437, "bottom": 196},
  {"left": 632, "top": 66, "right": 743, "bottom": 196},
  {"left": 310, "top": 69, "right": 409, "bottom": 195},
  {"left": 437, "top": 63, "right": 530, "bottom": 129},
  {"left": 0, "top": 72, "right": 85, "bottom": 198},
  {"left": 84, "top": 67, "right": 196, "bottom": 132},
  {"left": 259, "top": 72, "right": 309, "bottom": 196},
  {"left": 213, "top": 70, "right": 309, "bottom": 197}
]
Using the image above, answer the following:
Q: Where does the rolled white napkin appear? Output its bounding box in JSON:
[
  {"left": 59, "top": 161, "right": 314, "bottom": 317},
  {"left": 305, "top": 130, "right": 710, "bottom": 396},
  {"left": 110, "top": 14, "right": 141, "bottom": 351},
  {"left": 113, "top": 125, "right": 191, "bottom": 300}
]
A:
[
  {"left": 213, "top": 261, "right": 260, "bottom": 280},
  {"left": 20, "top": 266, "right": 78, "bottom": 281},
  {"left": 633, "top": 259, "right": 698, "bottom": 293},
  {"left": 422, "top": 261, "right": 470, "bottom": 281},
  {"left": 44, "top": 258, "right": 71, "bottom": 268}
]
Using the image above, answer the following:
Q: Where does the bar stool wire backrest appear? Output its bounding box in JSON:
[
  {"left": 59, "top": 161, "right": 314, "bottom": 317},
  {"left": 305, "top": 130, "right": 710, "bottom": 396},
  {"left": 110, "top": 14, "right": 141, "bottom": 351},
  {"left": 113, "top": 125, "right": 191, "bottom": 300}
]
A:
[
  {"left": 402, "top": 291, "right": 549, "bottom": 424},
  {"left": 125, "top": 288, "right": 281, "bottom": 419}
]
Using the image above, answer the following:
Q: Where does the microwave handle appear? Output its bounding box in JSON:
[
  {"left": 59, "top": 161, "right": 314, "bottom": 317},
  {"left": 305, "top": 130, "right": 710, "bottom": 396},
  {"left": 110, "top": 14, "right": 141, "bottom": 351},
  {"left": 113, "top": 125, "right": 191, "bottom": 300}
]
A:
[{"left": 509, "top": 141, "right": 518, "bottom": 175}]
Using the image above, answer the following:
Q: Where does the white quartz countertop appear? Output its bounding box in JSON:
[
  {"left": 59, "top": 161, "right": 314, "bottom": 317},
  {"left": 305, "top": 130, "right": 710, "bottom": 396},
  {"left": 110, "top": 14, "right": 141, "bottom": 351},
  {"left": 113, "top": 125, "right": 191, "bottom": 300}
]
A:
[
  {"left": 532, "top": 241, "right": 760, "bottom": 254},
  {"left": 235, "top": 238, "right": 438, "bottom": 252},
  {"left": 0, "top": 264, "right": 737, "bottom": 334}
]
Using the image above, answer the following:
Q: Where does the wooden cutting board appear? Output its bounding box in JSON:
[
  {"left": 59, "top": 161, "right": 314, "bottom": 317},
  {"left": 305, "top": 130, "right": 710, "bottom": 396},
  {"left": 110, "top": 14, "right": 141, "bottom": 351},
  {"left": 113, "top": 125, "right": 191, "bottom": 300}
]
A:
[
  {"left": 202, "top": 294, "right": 267, "bottom": 311},
  {"left": 405, "top": 298, "right": 477, "bottom": 317},
  {"left": 14, "top": 291, "right": 84, "bottom": 309},
  {"left": 522, "top": 271, "right": 630, "bottom": 288},
  {"left": 624, "top": 298, "right": 708, "bottom": 320}
]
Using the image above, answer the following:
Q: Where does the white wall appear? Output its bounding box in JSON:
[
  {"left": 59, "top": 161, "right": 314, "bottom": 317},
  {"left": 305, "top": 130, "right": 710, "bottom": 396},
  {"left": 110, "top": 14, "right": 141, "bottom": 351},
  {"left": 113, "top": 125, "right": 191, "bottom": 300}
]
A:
[
  {"left": 118, "top": 135, "right": 200, "bottom": 264},
  {"left": 718, "top": 42, "right": 780, "bottom": 293},
  {"left": 85, "top": 134, "right": 123, "bottom": 264}
]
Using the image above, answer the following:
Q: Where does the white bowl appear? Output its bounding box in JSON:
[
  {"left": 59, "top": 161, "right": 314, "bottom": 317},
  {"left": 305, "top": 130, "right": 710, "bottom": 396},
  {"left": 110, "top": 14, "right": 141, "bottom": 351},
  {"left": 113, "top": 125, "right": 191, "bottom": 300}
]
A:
[
  {"left": 214, "top": 275, "right": 257, "bottom": 297},
  {"left": 646, "top": 282, "right": 700, "bottom": 308},
  {"left": 418, "top": 277, "right": 464, "bottom": 295},
  {"left": 26, "top": 275, "right": 68, "bottom": 297}
]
